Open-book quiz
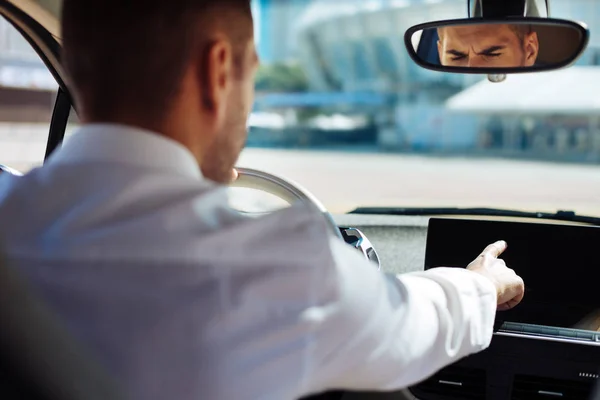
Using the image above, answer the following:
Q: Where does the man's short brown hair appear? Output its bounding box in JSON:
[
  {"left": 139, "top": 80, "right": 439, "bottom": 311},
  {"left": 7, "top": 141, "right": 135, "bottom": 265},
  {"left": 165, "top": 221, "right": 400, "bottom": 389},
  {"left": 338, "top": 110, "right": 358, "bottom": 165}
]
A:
[
  {"left": 508, "top": 24, "right": 533, "bottom": 42},
  {"left": 62, "top": 0, "right": 252, "bottom": 122},
  {"left": 437, "top": 24, "right": 533, "bottom": 42}
]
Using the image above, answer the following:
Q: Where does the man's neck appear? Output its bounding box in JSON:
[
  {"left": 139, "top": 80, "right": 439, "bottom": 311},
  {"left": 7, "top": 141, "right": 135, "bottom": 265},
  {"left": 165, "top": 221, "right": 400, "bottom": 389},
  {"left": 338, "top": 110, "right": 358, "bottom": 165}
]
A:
[{"left": 80, "top": 115, "right": 205, "bottom": 166}]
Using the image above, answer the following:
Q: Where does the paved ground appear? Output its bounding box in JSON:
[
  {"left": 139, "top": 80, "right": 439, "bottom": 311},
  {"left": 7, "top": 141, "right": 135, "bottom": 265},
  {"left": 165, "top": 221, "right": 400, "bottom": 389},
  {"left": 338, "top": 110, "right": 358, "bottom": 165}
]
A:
[
  {"left": 238, "top": 148, "right": 600, "bottom": 216},
  {"left": 3, "top": 123, "right": 600, "bottom": 217}
]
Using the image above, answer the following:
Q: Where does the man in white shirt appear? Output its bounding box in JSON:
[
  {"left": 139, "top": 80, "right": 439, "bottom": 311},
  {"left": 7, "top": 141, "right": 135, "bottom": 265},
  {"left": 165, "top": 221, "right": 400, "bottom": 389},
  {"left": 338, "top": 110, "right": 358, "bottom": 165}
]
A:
[{"left": 0, "top": 1, "right": 524, "bottom": 399}]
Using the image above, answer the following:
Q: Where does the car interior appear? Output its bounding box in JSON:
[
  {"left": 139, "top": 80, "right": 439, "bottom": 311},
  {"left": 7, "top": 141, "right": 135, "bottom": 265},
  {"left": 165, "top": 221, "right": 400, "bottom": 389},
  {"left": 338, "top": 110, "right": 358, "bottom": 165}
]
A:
[{"left": 0, "top": 0, "right": 598, "bottom": 399}]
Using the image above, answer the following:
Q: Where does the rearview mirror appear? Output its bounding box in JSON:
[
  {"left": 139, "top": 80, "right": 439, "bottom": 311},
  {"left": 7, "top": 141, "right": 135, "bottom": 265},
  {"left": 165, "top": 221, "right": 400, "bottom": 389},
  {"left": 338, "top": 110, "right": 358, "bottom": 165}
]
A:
[{"left": 405, "top": 18, "right": 589, "bottom": 74}]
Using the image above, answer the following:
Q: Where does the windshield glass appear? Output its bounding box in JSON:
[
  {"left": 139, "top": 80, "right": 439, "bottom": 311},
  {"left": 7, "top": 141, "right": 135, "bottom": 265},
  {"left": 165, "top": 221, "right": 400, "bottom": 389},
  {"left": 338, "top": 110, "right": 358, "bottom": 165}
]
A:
[
  {"left": 236, "top": 0, "right": 600, "bottom": 216},
  {"left": 2, "top": 0, "right": 600, "bottom": 217}
]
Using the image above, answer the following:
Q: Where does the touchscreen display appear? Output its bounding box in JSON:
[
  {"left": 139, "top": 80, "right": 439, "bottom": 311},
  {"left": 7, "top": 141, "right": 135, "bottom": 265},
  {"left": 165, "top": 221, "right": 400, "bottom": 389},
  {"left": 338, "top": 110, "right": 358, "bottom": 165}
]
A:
[{"left": 425, "top": 218, "right": 600, "bottom": 338}]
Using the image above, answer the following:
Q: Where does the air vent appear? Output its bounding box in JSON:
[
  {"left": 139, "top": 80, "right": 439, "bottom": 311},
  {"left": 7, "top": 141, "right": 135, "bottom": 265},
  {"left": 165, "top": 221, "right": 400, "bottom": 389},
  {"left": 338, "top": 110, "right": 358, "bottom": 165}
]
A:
[
  {"left": 512, "top": 374, "right": 595, "bottom": 400},
  {"left": 411, "top": 366, "right": 486, "bottom": 400}
]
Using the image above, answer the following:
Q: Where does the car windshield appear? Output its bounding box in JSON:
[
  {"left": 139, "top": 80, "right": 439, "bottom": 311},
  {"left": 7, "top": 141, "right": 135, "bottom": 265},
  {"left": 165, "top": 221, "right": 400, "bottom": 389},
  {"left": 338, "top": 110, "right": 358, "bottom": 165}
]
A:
[{"left": 2, "top": 0, "right": 600, "bottom": 217}]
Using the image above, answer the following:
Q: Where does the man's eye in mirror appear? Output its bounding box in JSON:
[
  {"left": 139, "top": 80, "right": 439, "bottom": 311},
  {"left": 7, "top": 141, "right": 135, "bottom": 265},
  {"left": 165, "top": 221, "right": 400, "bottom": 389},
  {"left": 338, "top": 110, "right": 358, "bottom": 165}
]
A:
[{"left": 405, "top": 19, "right": 588, "bottom": 73}]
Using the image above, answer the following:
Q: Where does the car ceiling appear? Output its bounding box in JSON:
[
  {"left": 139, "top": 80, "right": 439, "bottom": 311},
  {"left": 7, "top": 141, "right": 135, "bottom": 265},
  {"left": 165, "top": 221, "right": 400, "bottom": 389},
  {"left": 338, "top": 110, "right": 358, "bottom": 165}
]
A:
[{"left": 6, "top": 0, "right": 61, "bottom": 39}]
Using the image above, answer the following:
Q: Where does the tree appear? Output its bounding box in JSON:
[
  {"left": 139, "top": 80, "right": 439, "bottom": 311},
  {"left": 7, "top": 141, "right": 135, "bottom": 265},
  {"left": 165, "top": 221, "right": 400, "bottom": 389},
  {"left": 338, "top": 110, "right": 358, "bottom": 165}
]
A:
[{"left": 255, "top": 63, "right": 309, "bottom": 92}]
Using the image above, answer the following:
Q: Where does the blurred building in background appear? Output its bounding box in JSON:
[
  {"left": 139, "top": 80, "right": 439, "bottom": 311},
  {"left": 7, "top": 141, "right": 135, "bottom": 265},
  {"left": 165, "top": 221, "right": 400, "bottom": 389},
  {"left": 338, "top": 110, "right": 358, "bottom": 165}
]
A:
[
  {"left": 254, "top": 0, "right": 312, "bottom": 63},
  {"left": 258, "top": 0, "right": 600, "bottom": 156}
]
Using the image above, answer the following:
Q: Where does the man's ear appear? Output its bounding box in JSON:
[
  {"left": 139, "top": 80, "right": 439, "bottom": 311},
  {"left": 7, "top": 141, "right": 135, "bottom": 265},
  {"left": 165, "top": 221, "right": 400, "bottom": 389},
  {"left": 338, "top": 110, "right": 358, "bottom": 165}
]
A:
[
  {"left": 200, "top": 38, "right": 233, "bottom": 122},
  {"left": 524, "top": 32, "right": 539, "bottom": 66}
]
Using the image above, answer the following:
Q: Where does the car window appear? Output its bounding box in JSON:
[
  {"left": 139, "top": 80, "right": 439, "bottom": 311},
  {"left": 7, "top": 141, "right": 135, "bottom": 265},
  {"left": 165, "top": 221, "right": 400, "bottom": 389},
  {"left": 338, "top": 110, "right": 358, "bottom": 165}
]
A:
[{"left": 0, "top": 15, "right": 58, "bottom": 173}]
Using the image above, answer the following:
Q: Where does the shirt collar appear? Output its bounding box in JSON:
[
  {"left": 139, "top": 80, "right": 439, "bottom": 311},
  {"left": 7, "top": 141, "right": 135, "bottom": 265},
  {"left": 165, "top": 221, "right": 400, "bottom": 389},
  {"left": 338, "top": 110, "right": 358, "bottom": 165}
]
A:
[{"left": 48, "top": 123, "right": 203, "bottom": 179}]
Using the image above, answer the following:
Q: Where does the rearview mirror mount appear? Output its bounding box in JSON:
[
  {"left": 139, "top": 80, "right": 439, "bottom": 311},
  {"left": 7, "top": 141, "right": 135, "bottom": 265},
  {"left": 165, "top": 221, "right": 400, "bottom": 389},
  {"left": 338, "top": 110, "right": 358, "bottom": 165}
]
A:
[{"left": 404, "top": 17, "right": 589, "bottom": 76}]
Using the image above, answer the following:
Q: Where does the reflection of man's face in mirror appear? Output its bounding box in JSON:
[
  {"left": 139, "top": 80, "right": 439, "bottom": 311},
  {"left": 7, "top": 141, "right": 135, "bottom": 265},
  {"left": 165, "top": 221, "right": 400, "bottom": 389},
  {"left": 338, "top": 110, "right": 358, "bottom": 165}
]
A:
[{"left": 437, "top": 24, "right": 539, "bottom": 67}]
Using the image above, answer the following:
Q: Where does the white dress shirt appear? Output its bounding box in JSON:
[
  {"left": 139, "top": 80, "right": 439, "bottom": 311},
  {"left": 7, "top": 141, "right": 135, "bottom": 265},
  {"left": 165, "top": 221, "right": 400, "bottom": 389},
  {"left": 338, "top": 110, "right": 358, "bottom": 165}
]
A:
[{"left": 0, "top": 124, "right": 497, "bottom": 400}]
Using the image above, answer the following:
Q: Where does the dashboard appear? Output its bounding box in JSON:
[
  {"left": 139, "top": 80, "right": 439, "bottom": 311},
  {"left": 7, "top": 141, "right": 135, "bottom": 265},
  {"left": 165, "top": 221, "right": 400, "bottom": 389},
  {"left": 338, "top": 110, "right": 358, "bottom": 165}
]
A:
[{"left": 326, "top": 214, "right": 600, "bottom": 400}]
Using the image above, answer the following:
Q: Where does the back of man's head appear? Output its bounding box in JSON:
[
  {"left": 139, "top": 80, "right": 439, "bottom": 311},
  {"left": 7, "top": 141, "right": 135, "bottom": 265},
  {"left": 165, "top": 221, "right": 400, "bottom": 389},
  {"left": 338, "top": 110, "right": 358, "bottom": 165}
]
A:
[{"left": 61, "top": 0, "right": 253, "bottom": 124}]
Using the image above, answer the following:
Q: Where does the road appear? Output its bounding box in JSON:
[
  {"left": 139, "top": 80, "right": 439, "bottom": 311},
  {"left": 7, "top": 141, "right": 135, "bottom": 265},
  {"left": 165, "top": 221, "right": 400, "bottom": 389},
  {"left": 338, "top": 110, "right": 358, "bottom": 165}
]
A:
[
  {"left": 2, "top": 123, "right": 600, "bottom": 217},
  {"left": 238, "top": 148, "right": 600, "bottom": 216}
]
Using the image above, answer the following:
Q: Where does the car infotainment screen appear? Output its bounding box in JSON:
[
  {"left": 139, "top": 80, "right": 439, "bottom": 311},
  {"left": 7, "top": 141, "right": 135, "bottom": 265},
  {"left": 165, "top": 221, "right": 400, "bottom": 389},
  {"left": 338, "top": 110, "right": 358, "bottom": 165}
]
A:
[{"left": 425, "top": 218, "right": 600, "bottom": 342}]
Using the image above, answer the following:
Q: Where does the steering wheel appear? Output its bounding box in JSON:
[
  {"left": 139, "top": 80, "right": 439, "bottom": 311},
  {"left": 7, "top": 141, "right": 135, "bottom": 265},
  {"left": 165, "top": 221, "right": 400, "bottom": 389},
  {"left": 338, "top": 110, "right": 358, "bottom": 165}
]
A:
[
  {"left": 231, "top": 167, "right": 343, "bottom": 239},
  {"left": 231, "top": 167, "right": 381, "bottom": 269},
  {"left": 0, "top": 164, "right": 23, "bottom": 176}
]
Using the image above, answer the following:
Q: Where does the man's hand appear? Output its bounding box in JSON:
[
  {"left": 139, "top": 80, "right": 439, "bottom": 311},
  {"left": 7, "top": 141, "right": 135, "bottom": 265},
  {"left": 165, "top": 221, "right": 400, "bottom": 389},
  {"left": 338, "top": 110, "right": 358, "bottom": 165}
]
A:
[
  {"left": 467, "top": 241, "right": 525, "bottom": 311},
  {"left": 229, "top": 168, "right": 239, "bottom": 183}
]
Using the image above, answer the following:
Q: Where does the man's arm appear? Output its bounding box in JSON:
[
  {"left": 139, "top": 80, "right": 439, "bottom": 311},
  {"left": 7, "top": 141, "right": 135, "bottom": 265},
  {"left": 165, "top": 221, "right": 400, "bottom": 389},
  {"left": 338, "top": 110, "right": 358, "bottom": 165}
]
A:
[{"left": 300, "top": 237, "right": 509, "bottom": 395}]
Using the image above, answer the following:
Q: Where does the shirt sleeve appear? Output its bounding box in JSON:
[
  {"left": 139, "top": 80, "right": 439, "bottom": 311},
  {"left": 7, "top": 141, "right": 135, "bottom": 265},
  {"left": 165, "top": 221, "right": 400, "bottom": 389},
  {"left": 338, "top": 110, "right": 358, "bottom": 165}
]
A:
[{"left": 301, "top": 236, "right": 497, "bottom": 395}]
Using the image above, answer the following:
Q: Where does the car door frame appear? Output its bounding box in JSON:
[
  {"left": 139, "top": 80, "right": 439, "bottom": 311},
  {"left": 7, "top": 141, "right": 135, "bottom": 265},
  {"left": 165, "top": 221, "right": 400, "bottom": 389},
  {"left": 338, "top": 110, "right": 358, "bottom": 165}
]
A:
[{"left": 0, "top": 0, "right": 72, "bottom": 161}]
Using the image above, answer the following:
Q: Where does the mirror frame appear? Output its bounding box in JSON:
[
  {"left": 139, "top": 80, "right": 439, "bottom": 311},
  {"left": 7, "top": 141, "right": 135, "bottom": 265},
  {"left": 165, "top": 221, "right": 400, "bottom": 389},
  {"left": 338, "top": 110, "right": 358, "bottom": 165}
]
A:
[{"left": 404, "top": 17, "right": 590, "bottom": 75}]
